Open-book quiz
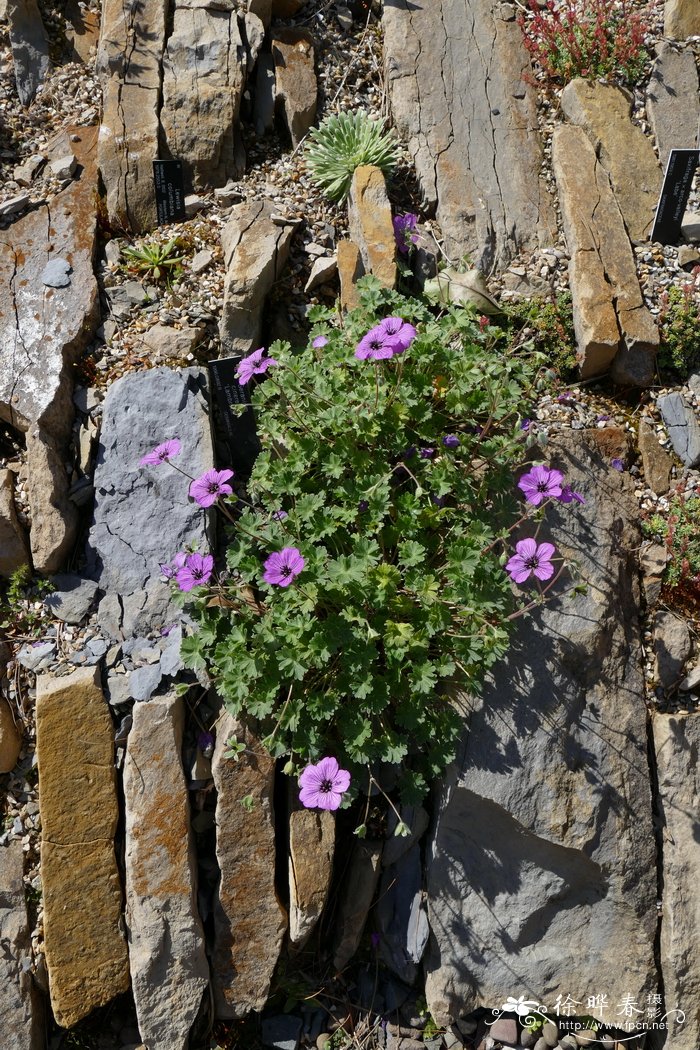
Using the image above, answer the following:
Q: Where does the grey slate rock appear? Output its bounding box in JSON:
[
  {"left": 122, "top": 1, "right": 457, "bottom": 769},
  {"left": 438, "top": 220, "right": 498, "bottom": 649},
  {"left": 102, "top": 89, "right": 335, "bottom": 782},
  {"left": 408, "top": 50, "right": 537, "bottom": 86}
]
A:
[
  {"left": 16, "top": 641, "right": 56, "bottom": 671},
  {"left": 41, "top": 258, "right": 72, "bottom": 288},
  {"left": 0, "top": 192, "right": 30, "bottom": 217},
  {"left": 262, "top": 1014, "right": 303, "bottom": 1050},
  {"left": 0, "top": 840, "right": 45, "bottom": 1049},
  {"left": 377, "top": 843, "right": 429, "bottom": 984},
  {"left": 647, "top": 44, "right": 700, "bottom": 168},
  {"left": 106, "top": 672, "right": 131, "bottom": 707},
  {"left": 7, "top": 0, "right": 50, "bottom": 106},
  {"left": 654, "top": 610, "right": 692, "bottom": 689},
  {"left": 657, "top": 392, "right": 700, "bottom": 467},
  {"left": 87, "top": 367, "right": 214, "bottom": 639},
  {"left": 44, "top": 575, "right": 98, "bottom": 624},
  {"left": 128, "top": 663, "right": 163, "bottom": 703}
]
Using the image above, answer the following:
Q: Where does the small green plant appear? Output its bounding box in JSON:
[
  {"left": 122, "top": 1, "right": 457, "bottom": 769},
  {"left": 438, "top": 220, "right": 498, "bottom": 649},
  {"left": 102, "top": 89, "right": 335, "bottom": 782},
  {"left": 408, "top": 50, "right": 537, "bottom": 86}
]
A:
[
  {"left": 643, "top": 492, "right": 700, "bottom": 609},
  {"left": 121, "top": 236, "right": 185, "bottom": 284},
  {"left": 304, "top": 112, "right": 400, "bottom": 203},
  {"left": 505, "top": 293, "right": 577, "bottom": 381},
  {"left": 658, "top": 281, "right": 700, "bottom": 379},
  {"left": 0, "top": 564, "right": 52, "bottom": 638},
  {"left": 518, "top": 0, "right": 648, "bottom": 85}
]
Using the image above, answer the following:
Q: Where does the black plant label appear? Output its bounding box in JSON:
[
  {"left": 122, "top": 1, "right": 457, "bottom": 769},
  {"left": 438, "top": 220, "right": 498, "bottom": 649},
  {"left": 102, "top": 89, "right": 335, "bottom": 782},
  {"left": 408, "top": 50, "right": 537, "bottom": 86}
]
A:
[
  {"left": 208, "top": 357, "right": 261, "bottom": 476},
  {"left": 153, "top": 160, "right": 186, "bottom": 225},
  {"left": 651, "top": 149, "right": 700, "bottom": 245}
]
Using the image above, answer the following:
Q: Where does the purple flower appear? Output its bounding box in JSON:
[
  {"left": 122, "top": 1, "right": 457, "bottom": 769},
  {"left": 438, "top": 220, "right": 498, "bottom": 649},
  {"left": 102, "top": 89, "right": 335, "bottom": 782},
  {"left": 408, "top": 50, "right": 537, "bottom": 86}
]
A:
[
  {"left": 355, "top": 325, "right": 397, "bottom": 361},
  {"left": 506, "top": 539, "right": 556, "bottom": 584},
  {"left": 520, "top": 419, "right": 531, "bottom": 432},
  {"left": 176, "top": 552, "right": 214, "bottom": 591},
  {"left": 597, "top": 414, "right": 610, "bottom": 422},
  {"left": 299, "top": 756, "right": 351, "bottom": 810},
  {"left": 358, "top": 500, "right": 369, "bottom": 512},
  {"left": 393, "top": 213, "right": 419, "bottom": 255},
  {"left": 198, "top": 731, "right": 215, "bottom": 757},
  {"left": 377, "top": 316, "right": 417, "bottom": 354},
  {"left": 557, "top": 391, "right": 574, "bottom": 403},
  {"left": 430, "top": 493, "right": 446, "bottom": 507},
  {"left": 558, "top": 485, "right": 585, "bottom": 505},
  {"left": 139, "top": 438, "right": 181, "bottom": 467},
  {"left": 402, "top": 446, "right": 417, "bottom": 460},
  {"left": 611, "top": 458, "right": 625, "bottom": 472},
  {"left": 263, "top": 547, "right": 305, "bottom": 587},
  {"left": 419, "top": 447, "right": 435, "bottom": 460},
  {"left": 160, "top": 551, "right": 188, "bottom": 579},
  {"left": 236, "top": 347, "right": 278, "bottom": 385},
  {"left": 370, "top": 932, "right": 381, "bottom": 950},
  {"left": 517, "top": 465, "right": 564, "bottom": 506},
  {"left": 312, "top": 335, "right": 329, "bottom": 349},
  {"left": 442, "top": 434, "right": 460, "bottom": 449},
  {"left": 272, "top": 509, "right": 288, "bottom": 521},
  {"left": 189, "top": 468, "right": 234, "bottom": 508}
]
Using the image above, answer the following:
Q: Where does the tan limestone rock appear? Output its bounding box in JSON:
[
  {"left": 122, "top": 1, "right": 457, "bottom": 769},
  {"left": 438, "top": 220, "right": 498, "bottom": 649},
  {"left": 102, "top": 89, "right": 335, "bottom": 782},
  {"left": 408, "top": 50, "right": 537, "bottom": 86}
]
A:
[
  {"left": 0, "top": 840, "right": 45, "bottom": 1049},
  {"left": 97, "top": 0, "right": 167, "bottom": 231},
  {"left": 272, "top": 28, "right": 317, "bottom": 148},
  {"left": 560, "top": 79, "right": 661, "bottom": 243},
  {"left": 0, "top": 696, "right": 21, "bottom": 772},
  {"left": 333, "top": 840, "right": 383, "bottom": 970},
  {"left": 211, "top": 713, "right": 286, "bottom": 1017},
  {"left": 647, "top": 43, "right": 700, "bottom": 169},
  {"left": 25, "top": 429, "right": 79, "bottom": 574},
  {"left": 347, "top": 166, "right": 396, "bottom": 290},
  {"left": 552, "top": 125, "right": 658, "bottom": 386},
  {"left": 664, "top": 0, "right": 700, "bottom": 39},
  {"left": 337, "top": 239, "right": 363, "bottom": 311},
  {"left": 161, "top": 4, "right": 246, "bottom": 190},
  {"left": 0, "top": 468, "right": 30, "bottom": 578},
  {"left": 36, "top": 666, "right": 129, "bottom": 1027},
  {"left": 124, "top": 695, "right": 209, "bottom": 1050},
  {"left": 289, "top": 806, "right": 335, "bottom": 949},
  {"left": 64, "top": 0, "right": 100, "bottom": 63},
  {"left": 638, "top": 420, "right": 673, "bottom": 495},
  {"left": 654, "top": 713, "right": 700, "bottom": 1050}
]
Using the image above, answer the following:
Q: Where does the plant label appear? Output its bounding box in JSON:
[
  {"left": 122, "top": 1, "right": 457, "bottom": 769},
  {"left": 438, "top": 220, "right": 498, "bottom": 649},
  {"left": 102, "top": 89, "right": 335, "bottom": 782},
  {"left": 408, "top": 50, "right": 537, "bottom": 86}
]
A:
[
  {"left": 153, "top": 160, "right": 186, "bottom": 225},
  {"left": 651, "top": 149, "right": 699, "bottom": 245},
  {"left": 208, "top": 357, "right": 261, "bottom": 475}
]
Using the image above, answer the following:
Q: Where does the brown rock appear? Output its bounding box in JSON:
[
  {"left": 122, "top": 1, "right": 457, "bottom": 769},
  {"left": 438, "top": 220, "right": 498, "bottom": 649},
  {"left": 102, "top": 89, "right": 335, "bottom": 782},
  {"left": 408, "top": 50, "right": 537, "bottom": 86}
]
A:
[
  {"left": 640, "top": 540, "right": 667, "bottom": 608},
  {"left": 272, "top": 0, "right": 306, "bottom": 15},
  {"left": 0, "top": 469, "right": 30, "bottom": 578},
  {"left": 36, "top": 666, "right": 129, "bottom": 1027},
  {"left": 0, "top": 840, "right": 45, "bottom": 1049},
  {"left": 97, "top": 0, "right": 166, "bottom": 231},
  {"left": 552, "top": 125, "right": 658, "bottom": 386},
  {"left": 139, "top": 323, "right": 202, "bottom": 360},
  {"left": 638, "top": 420, "right": 673, "bottom": 495},
  {"left": 347, "top": 165, "right": 396, "bottom": 290},
  {"left": 124, "top": 695, "right": 209, "bottom": 1050},
  {"left": 664, "top": 0, "right": 700, "bottom": 39},
  {"left": 647, "top": 43, "right": 700, "bottom": 169},
  {"left": 25, "top": 429, "right": 78, "bottom": 574},
  {"left": 560, "top": 79, "right": 661, "bottom": 243},
  {"left": 211, "top": 713, "right": 286, "bottom": 1017},
  {"left": 0, "top": 696, "right": 21, "bottom": 773},
  {"left": 337, "top": 239, "right": 363, "bottom": 311},
  {"left": 383, "top": 0, "right": 555, "bottom": 271},
  {"left": 64, "top": 0, "right": 100, "bottom": 63},
  {"left": 289, "top": 806, "right": 335, "bottom": 949},
  {"left": 219, "top": 200, "right": 295, "bottom": 358},
  {"left": 272, "top": 29, "right": 317, "bottom": 148},
  {"left": 333, "top": 840, "right": 383, "bottom": 970}
]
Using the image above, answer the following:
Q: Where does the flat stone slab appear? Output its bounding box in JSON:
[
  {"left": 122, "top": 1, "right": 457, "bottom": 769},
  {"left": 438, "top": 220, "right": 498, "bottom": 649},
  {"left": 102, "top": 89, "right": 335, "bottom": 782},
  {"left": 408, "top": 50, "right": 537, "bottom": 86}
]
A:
[
  {"left": 211, "top": 713, "right": 286, "bottom": 1017},
  {"left": 348, "top": 165, "right": 396, "bottom": 290},
  {"left": 552, "top": 125, "right": 658, "bottom": 386},
  {"left": 36, "top": 666, "right": 129, "bottom": 1028},
  {"left": 657, "top": 391, "right": 700, "bottom": 467},
  {"left": 0, "top": 840, "right": 44, "bottom": 1049},
  {"left": 664, "top": 0, "right": 700, "bottom": 39},
  {"left": 44, "top": 574, "right": 98, "bottom": 623},
  {"left": 647, "top": 43, "right": 700, "bottom": 169},
  {"left": 271, "top": 28, "right": 317, "bottom": 148},
  {"left": 124, "top": 694, "right": 209, "bottom": 1050},
  {"left": 288, "top": 807, "right": 335, "bottom": 950},
  {"left": 87, "top": 366, "right": 214, "bottom": 638},
  {"left": 653, "top": 713, "right": 700, "bottom": 1050},
  {"left": 424, "top": 430, "right": 658, "bottom": 1025},
  {"left": 7, "top": 0, "right": 50, "bottom": 106},
  {"left": 560, "top": 79, "right": 661, "bottom": 243},
  {"left": 383, "top": 0, "right": 555, "bottom": 270}
]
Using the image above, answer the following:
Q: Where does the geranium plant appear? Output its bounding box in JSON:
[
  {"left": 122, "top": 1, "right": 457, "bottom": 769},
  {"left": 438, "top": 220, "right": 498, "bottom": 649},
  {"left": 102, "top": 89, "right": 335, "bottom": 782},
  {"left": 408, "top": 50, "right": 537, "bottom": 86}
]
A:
[{"left": 173, "top": 278, "right": 561, "bottom": 804}]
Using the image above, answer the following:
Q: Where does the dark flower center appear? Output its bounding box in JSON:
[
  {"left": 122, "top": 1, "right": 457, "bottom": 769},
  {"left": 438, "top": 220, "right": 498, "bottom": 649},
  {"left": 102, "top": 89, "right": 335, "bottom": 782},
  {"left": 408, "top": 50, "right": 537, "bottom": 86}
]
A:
[
  {"left": 207, "top": 482, "right": 221, "bottom": 493},
  {"left": 525, "top": 555, "right": 540, "bottom": 569},
  {"left": 537, "top": 481, "right": 549, "bottom": 491},
  {"left": 319, "top": 778, "right": 334, "bottom": 793},
  {"left": 280, "top": 565, "right": 292, "bottom": 578},
  {"left": 192, "top": 567, "right": 205, "bottom": 579}
]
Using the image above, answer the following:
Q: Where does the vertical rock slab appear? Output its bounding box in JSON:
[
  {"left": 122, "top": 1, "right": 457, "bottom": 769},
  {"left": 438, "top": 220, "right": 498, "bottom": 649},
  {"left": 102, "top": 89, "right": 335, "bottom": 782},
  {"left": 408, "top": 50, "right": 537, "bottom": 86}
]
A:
[
  {"left": 647, "top": 44, "right": 700, "bottom": 169},
  {"left": 653, "top": 713, "right": 700, "bottom": 1050},
  {"left": 0, "top": 126, "right": 99, "bottom": 571},
  {"left": 0, "top": 841, "right": 45, "bottom": 1049},
  {"left": 160, "top": 2, "right": 247, "bottom": 190},
  {"left": 376, "top": 844, "right": 429, "bottom": 985},
  {"left": 664, "top": 0, "right": 700, "bottom": 39},
  {"left": 560, "top": 80, "right": 661, "bottom": 243},
  {"left": 0, "top": 468, "right": 29, "bottom": 577},
  {"left": 7, "top": 0, "right": 50, "bottom": 105},
  {"left": 347, "top": 165, "right": 396, "bottom": 290},
  {"left": 424, "top": 431, "right": 658, "bottom": 1025},
  {"left": 218, "top": 200, "right": 295, "bottom": 358},
  {"left": 288, "top": 807, "right": 335, "bottom": 950},
  {"left": 211, "top": 713, "right": 286, "bottom": 1017},
  {"left": 337, "top": 239, "right": 363, "bottom": 311},
  {"left": 87, "top": 366, "right": 214, "bottom": 639},
  {"left": 97, "top": 0, "right": 167, "bottom": 231},
  {"left": 124, "top": 694, "right": 209, "bottom": 1050},
  {"left": 552, "top": 125, "right": 658, "bottom": 386},
  {"left": 333, "top": 840, "right": 383, "bottom": 971},
  {"left": 36, "top": 666, "right": 129, "bottom": 1027},
  {"left": 271, "top": 28, "right": 317, "bottom": 147},
  {"left": 383, "top": 0, "right": 555, "bottom": 271}
]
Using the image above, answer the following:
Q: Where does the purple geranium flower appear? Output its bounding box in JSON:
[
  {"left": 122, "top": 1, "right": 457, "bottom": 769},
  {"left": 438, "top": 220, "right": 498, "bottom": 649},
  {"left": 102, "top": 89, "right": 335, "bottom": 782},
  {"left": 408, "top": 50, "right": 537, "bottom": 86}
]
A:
[
  {"left": 611, "top": 458, "right": 625, "bottom": 472},
  {"left": 520, "top": 419, "right": 531, "bottom": 432},
  {"left": 358, "top": 500, "right": 369, "bottom": 512},
  {"left": 506, "top": 539, "right": 556, "bottom": 584},
  {"left": 442, "top": 434, "right": 460, "bottom": 449},
  {"left": 189, "top": 468, "right": 234, "bottom": 508},
  {"left": 160, "top": 551, "right": 188, "bottom": 579},
  {"left": 198, "top": 731, "right": 215, "bottom": 758},
  {"left": 263, "top": 546, "right": 305, "bottom": 587},
  {"left": 139, "top": 438, "right": 181, "bottom": 467},
  {"left": 377, "top": 316, "right": 417, "bottom": 353},
  {"left": 355, "top": 325, "right": 397, "bottom": 361},
  {"left": 517, "top": 465, "right": 564, "bottom": 506},
  {"left": 176, "top": 552, "right": 214, "bottom": 592},
  {"left": 419, "top": 447, "right": 435, "bottom": 460},
  {"left": 236, "top": 347, "right": 278, "bottom": 385},
  {"left": 392, "top": 213, "right": 419, "bottom": 255},
  {"left": 558, "top": 485, "right": 585, "bottom": 505},
  {"left": 299, "top": 756, "right": 351, "bottom": 810},
  {"left": 312, "top": 335, "right": 329, "bottom": 349},
  {"left": 272, "top": 509, "right": 288, "bottom": 521}
]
